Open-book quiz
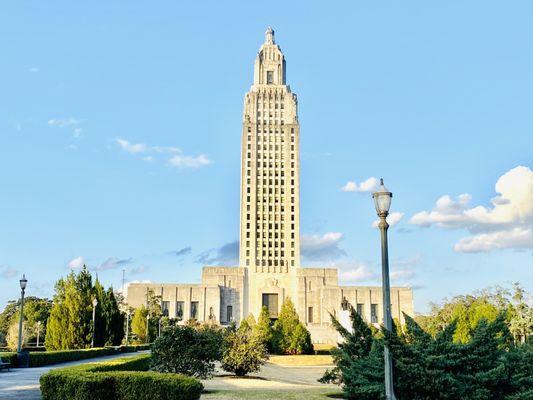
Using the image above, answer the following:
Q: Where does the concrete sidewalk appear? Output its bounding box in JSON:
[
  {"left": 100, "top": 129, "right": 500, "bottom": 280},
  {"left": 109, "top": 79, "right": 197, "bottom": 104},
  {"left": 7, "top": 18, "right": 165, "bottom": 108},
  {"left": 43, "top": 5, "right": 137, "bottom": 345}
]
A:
[{"left": 0, "top": 351, "right": 147, "bottom": 400}]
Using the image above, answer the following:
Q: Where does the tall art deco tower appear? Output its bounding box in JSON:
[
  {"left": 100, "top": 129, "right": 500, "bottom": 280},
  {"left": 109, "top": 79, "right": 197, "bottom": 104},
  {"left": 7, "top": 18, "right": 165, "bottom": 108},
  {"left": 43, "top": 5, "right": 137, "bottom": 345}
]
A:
[
  {"left": 239, "top": 27, "right": 301, "bottom": 316},
  {"left": 239, "top": 27, "right": 301, "bottom": 272}
]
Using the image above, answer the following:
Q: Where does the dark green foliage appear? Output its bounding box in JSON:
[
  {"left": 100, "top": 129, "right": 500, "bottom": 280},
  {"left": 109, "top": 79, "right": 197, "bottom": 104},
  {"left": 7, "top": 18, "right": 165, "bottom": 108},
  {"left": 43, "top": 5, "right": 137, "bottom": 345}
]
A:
[
  {"left": 325, "top": 309, "right": 533, "bottom": 400},
  {"left": 150, "top": 324, "right": 223, "bottom": 378},
  {"left": 40, "top": 355, "right": 203, "bottom": 400},
  {"left": 255, "top": 306, "right": 274, "bottom": 351},
  {"left": 272, "top": 298, "right": 314, "bottom": 355},
  {"left": 221, "top": 327, "right": 268, "bottom": 376},
  {"left": 45, "top": 267, "right": 124, "bottom": 350}
]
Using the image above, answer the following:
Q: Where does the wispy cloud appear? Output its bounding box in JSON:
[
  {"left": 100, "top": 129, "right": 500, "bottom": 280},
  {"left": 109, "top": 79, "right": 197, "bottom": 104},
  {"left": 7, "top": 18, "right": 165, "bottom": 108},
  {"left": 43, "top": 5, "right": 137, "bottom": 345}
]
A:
[
  {"left": 130, "top": 265, "right": 149, "bottom": 275},
  {"left": 169, "top": 247, "right": 192, "bottom": 257},
  {"left": 1, "top": 266, "right": 20, "bottom": 279},
  {"left": 96, "top": 257, "right": 133, "bottom": 271},
  {"left": 301, "top": 232, "right": 346, "bottom": 262},
  {"left": 67, "top": 256, "right": 85, "bottom": 270},
  {"left": 48, "top": 117, "right": 84, "bottom": 140},
  {"left": 28, "top": 67, "right": 39, "bottom": 73},
  {"left": 410, "top": 166, "right": 533, "bottom": 253},
  {"left": 195, "top": 241, "right": 239, "bottom": 265},
  {"left": 115, "top": 137, "right": 212, "bottom": 169},
  {"left": 48, "top": 117, "right": 81, "bottom": 128},
  {"left": 341, "top": 177, "right": 380, "bottom": 193}
]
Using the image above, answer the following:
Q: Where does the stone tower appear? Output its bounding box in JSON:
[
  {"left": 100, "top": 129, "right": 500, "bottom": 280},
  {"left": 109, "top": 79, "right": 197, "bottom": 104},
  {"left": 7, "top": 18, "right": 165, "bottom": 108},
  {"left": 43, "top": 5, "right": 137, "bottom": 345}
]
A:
[{"left": 239, "top": 27, "right": 301, "bottom": 318}]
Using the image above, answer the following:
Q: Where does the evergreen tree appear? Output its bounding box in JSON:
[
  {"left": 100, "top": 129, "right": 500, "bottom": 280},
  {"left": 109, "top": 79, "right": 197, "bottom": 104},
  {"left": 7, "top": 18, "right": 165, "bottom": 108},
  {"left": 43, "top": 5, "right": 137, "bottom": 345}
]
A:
[
  {"left": 254, "top": 306, "right": 274, "bottom": 351},
  {"left": 272, "top": 297, "right": 314, "bottom": 354},
  {"left": 45, "top": 267, "right": 93, "bottom": 349}
]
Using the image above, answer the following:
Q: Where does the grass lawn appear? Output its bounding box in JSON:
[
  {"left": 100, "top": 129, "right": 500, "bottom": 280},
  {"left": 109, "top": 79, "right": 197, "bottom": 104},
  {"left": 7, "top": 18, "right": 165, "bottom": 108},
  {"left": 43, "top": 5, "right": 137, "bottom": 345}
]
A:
[
  {"left": 202, "top": 388, "right": 343, "bottom": 399},
  {"left": 268, "top": 354, "right": 334, "bottom": 366}
]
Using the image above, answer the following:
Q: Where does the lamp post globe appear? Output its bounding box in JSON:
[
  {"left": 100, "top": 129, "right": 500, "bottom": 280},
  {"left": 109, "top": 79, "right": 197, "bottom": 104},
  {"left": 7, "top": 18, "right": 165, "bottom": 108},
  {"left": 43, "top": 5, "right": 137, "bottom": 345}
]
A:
[
  {"left": 372, "top": 179, "right": 397, "bottom": 400},
  {"left": 17, "top": 274, "right": 28, "bottom": 353}
]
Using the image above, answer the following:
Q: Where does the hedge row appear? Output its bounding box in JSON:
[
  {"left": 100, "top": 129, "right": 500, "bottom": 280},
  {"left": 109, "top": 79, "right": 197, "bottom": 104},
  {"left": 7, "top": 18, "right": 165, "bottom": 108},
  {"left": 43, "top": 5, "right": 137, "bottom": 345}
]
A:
[
  {"left": 40, "top": 355, "right": 203, "bottom": 400},
  {"left": 1, "top": 344, "right": 151, "bottom": 368}
]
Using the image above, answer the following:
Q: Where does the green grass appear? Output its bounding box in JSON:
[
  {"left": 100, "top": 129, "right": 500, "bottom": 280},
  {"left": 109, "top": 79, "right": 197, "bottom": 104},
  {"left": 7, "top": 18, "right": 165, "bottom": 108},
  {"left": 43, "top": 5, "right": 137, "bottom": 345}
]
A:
[{"left": 201, "top": 388, "right": 343, "bottom": 399}]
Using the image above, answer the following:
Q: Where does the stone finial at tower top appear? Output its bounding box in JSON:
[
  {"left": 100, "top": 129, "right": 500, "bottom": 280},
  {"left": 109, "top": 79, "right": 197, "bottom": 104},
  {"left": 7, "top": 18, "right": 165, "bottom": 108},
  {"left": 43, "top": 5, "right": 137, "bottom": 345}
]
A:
[{"left": 265, "top": 26, "right": 275, "bottom": 45}]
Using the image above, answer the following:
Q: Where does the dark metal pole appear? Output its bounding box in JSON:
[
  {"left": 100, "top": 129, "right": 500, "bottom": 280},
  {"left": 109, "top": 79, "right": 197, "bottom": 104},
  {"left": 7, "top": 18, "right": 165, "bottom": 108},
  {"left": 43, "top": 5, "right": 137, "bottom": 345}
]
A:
[
  {"left": 17, "top": 288, "right": 26, "bottom": 353},
  {"left": 125, "top": 312, "right": 130, "bottom": 344},
  {"left": 379, "top": 215, "right": 396, "bottom": 400}
]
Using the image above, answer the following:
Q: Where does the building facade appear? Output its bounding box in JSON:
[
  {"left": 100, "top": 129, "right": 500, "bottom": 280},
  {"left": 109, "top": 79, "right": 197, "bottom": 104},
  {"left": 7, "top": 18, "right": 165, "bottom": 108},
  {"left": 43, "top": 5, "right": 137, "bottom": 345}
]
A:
[{"left": 127, "top": 28, "right": 414, "bottom": 343}]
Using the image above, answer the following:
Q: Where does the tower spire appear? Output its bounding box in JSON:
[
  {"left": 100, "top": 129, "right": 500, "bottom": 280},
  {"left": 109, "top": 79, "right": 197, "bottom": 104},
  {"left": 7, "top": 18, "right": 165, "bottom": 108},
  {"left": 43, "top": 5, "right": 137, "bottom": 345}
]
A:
[{"left": 265, "top": 26, "right": 275, "bottom": 45}]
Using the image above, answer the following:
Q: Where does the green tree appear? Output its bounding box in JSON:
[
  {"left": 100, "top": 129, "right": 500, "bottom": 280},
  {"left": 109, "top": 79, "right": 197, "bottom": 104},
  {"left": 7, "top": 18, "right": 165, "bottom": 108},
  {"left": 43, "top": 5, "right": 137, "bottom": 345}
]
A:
[
  {"left": 221, "top": 327, "right": 268, "bottom": 376},
  {"left": 131, "top": 305, "right": 149, "bottom": 343},
  {"left": 272, "top": 297, "right": 313, "bottom": 355},
  {"left": 254, "top": 306, "right": 274, "bottom": 351},
  {"left": 0, "top": 297, "right": 52, "bottom": 346},
  {"left": 44, "top": 267, "right": 125, "bottom": 350},
  {"left": 45, "top": 267, "right": 93, "bottom": 350},
  {"left": 150, "top": 324, "right": 223, "bottom": 378},
  {"left": 326, "top": 308, "right": 533, "bottom": 400}
]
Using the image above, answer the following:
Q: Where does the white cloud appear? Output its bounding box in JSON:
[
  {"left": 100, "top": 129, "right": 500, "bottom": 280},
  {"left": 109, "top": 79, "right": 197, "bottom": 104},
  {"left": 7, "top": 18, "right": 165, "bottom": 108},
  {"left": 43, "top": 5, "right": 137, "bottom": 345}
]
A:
[
  {"left": 372, "top": 212, "right": 404, "bottom": 228},
  {"left": 454, "top": 227, "right": 533, "bottom": 253},
  {"left": 1, "top": 266, "right": 20, "bottom": 279},
  {"left": 168, "top": 154, "right": 212, "bottom": 168},
  {"left": 48, "top": 117, "right": 80, "bottom": 128},
  {"left": 67, "top": 256, "right": 85, "bottom": 269},
  {"left": 116, "top": 138, "right": 148, "bottom": 154},
  {"left": 410, "top": 166, "right": 533, "bottom": 253},
  {"left": 338, "top": 261, "right": 377, "bottom": 283},
  {"left": 28, "top": 67, "right": 39, "bottom": 73},
  {"left": 301, "top": 232, "right": 346, "bottom": 261},
  {"left": 116, "top": 137, "right": 211, "bottom": 169},
  {"left": 341, "top": 177, "right": 380, "bottom": 193}
]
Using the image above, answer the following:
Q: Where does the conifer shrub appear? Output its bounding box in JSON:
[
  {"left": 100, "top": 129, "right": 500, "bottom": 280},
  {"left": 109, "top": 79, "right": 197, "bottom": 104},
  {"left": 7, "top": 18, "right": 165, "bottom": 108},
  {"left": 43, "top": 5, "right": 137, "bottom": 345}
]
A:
[
  {"left": 272, "top": 298, "right": 313, "bottom": 355},
  {"left": 322, "top": 305, "right": 533, "bottom": 400}
]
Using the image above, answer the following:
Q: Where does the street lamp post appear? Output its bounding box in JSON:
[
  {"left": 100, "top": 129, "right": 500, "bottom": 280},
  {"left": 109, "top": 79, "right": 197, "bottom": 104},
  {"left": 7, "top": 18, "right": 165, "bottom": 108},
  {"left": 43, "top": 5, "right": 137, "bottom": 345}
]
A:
[
  {"left": 372, "top": 178, "right": 397, "bottom": 400},
  {"left": 125, "top": 310, "right": 131, "bottom": 345},
  {"left": 36, "top": 321, "right": 41, "bottom": 347},
  {"left": 17, "top": 275, "right": 28, "bottom": 353},
  {"left": 91, "top": 298, "right": 98, "bottom": 348},
  {"left": 145, "top": 313, "right": 150, "bottom": 344}
]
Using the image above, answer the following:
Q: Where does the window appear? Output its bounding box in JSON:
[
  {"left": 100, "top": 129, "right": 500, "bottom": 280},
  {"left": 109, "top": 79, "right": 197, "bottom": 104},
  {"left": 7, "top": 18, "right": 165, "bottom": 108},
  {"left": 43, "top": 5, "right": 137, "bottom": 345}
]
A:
[
  {"left": 371, "top": 304, "right": 378, "bottom": 323},
  {"left": 227, "top": 305, "right": 233, "bottom": 322},
  {"left": 262, "top": 293, "right": 279, "bottom": 318},
  {"left": 176, "top": 301, "right": 184, "bottom": 320},
  {"left": 190, "top": 301, "right": 199, "bottom": 319},
  {"left": 308, "top": 307, "right": 314, "bottom": 323},
  {"left": 356, "top": 303, "right": 364, "bottom": 317},
  {"left": 162, "top": 301, "right": 170, "bottom": 317},
  {"left": 267, "top": 71, "right": 274, "bottom": 84}
]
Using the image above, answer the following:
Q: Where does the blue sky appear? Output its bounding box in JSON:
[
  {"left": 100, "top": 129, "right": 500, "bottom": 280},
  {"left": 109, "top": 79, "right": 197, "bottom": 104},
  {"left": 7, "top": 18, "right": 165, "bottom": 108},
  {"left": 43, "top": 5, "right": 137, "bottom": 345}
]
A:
[{"left": 1, "top": 2, "right": 532, "bottom": 312}]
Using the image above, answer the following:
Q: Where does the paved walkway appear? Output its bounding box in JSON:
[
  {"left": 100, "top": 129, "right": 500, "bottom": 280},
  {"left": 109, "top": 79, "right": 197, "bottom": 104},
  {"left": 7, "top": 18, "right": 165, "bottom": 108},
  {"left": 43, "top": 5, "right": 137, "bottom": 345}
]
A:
[
  {"left": 0, "top": 353, "right": 336, "bottom": 399},
  {"left": 0, "top": 352, "right": 147, "bottom": 400}
]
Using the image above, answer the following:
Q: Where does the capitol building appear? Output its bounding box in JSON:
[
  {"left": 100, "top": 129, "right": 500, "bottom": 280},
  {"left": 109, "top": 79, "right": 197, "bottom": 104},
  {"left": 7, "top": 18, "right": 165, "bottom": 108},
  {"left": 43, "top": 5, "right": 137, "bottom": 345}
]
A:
[{"left": 127, "top": 28, "right": 413, "bottom": 343}]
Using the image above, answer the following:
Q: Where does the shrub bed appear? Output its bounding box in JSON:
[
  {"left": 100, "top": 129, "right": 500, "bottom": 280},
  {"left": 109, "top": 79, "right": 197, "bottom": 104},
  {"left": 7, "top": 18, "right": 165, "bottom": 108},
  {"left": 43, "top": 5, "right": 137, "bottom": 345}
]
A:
[
  {"left": 30, "top": 347, "right": 117, "bottom": 367},
  {"left": 40, "top": 355, "right": 203, "bottom": 400},
  {"left": 2, "top": 344, "right": 151, "bottom": 368}
]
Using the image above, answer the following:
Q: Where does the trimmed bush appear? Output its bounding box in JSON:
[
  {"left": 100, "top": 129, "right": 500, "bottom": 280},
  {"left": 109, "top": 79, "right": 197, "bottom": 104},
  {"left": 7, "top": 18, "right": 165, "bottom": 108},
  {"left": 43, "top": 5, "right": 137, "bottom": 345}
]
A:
[
  {"left": 0, "top": 351, "right": 18, "bottom": 367},
  {"left": 29, "top": 347, "right": 117, "bottom": 367},
  {"left": 40, "top": 355, "right": 203, "bottom": 400}
]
